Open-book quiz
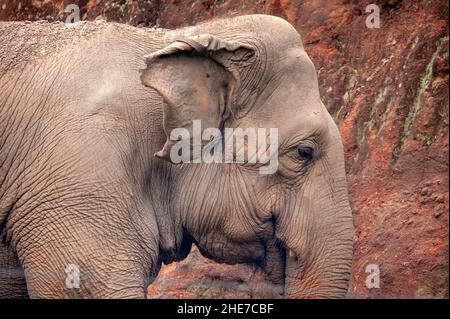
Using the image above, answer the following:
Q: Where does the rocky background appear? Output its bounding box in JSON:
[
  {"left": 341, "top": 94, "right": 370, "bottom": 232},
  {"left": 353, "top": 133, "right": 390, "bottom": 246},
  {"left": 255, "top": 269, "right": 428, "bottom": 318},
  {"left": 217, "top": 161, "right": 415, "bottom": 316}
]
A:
[{"left": 1, "top": 0, "right": 448, "bottom": 298}]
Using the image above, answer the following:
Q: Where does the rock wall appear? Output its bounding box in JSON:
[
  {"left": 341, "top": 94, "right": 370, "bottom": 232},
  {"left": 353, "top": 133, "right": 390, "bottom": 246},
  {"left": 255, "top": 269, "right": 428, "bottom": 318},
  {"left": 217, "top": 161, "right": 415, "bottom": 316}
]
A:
[{"left": 1, "top": 0, "right": 448, "bottom": 298}]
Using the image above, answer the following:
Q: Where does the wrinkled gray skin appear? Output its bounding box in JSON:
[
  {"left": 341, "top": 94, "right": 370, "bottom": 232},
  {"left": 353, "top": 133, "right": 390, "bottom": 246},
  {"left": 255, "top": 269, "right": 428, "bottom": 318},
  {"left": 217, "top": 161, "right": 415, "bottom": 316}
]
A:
[{"left": 0, "top": 15, "right": 353, "bottom": 299}]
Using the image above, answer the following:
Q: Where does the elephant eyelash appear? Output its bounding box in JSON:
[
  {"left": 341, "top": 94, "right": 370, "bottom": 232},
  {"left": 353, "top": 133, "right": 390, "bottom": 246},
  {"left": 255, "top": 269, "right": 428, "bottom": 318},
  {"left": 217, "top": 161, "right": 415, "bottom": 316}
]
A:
[
  {"left": 280, "top": 134, "right": 319, "bottom": 149},
  {"left": 297, "top": 146, "right": 315, "bottom": 163},
  {"left": 276, "top": 141, "right": 318, "bottom": 178},
  {"left": 284, "top": 141, "right": 318, "bottom": 160}
]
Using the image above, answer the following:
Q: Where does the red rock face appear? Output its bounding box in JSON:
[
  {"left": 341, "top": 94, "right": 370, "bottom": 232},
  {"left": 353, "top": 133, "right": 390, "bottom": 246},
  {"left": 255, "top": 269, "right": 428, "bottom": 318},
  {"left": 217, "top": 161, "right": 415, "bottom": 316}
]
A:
[{"left": 1, "top": 0, "right": 448, "bottom": 298}]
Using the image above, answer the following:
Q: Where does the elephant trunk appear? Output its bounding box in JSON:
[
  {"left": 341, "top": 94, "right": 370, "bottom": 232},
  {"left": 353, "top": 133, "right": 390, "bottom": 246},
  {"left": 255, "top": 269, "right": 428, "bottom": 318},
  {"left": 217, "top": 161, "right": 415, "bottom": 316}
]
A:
[
  {"left": 277, "top": 142, "right": 353, "bottom": 298},
  {"left": 284, "top": 193, "right": 352, "bottom": 298},
  {"left": 284, "top": 205, "right": 353, "bottom": 298}
]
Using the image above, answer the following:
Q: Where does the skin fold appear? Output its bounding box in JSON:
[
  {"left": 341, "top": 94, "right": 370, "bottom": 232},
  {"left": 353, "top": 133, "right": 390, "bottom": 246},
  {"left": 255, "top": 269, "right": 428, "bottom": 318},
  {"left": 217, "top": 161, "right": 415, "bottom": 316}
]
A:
[{"left": 0, "top": 15, "right": 353, "bottom": 299}]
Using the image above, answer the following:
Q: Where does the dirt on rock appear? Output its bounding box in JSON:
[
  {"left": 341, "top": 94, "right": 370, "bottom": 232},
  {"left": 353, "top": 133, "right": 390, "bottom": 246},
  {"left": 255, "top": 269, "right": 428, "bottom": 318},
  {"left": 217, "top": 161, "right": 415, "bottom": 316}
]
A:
[{"left": 1, "top": 0, "right": 448, "bottom": 298}]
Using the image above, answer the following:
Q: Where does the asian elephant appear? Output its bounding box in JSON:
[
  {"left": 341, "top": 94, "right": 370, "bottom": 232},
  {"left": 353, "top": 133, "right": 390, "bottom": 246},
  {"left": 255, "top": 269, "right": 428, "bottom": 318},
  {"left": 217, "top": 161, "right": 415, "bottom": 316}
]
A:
[{"left": 0, "top": 14, "right": 353, "bottom": 299}]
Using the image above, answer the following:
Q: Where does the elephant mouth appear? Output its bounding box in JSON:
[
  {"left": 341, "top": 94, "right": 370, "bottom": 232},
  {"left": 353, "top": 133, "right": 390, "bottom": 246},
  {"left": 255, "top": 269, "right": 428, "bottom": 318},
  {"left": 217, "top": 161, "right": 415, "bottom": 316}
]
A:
[
  {"left": 246, "top": 214, "right": 293, "bottom": 297},
  {"left": 255, "top": 238, "right": 288, "bottom": 297}
]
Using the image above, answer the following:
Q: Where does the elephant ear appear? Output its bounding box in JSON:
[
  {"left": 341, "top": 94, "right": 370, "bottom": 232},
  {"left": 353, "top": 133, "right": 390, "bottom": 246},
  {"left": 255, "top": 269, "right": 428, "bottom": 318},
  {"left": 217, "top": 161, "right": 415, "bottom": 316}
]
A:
[{"left": 140, "top": 34, "right": 254, "bottom": 163}]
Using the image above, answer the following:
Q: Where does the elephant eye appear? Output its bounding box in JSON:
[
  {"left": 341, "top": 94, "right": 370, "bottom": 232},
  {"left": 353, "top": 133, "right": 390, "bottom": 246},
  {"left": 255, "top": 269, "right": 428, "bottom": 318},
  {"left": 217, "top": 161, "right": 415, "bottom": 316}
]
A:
[{"left": 297, "top": 146, "right": 314, "bottom": 163}]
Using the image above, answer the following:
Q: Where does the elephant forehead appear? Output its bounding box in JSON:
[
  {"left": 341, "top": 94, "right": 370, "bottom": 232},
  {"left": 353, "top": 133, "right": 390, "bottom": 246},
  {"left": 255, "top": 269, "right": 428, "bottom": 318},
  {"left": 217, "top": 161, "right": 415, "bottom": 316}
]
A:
[
  {"left": 278, "top": 109, "right": 330, "bottom": 138},
  {"left": 243, "top": 105, "right": 329, "bottom": 143},
  {"left": 254, "top": 84, "right": 326, "bottom": 132}
]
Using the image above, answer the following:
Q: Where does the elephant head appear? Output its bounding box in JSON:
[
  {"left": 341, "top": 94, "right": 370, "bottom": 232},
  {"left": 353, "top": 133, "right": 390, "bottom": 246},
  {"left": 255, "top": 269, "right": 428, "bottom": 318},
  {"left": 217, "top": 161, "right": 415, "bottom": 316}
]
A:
[{"left": 140, "top": 15, "right": 353, "bottom": 298}]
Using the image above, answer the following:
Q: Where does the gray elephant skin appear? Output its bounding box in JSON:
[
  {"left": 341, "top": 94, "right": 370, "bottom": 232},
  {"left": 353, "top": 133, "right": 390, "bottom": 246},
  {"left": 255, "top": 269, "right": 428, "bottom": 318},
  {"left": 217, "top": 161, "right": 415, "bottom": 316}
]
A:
[{"left": 0, "top": 15, "right": 353, "bottom": 299}]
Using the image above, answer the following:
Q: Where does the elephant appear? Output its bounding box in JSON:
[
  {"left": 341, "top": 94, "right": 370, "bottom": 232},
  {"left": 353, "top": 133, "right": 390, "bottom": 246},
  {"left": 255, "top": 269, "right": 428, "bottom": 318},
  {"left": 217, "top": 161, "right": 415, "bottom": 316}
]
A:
[{"left": 0, "top": 14, "right": 353, "bottom": 299}]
